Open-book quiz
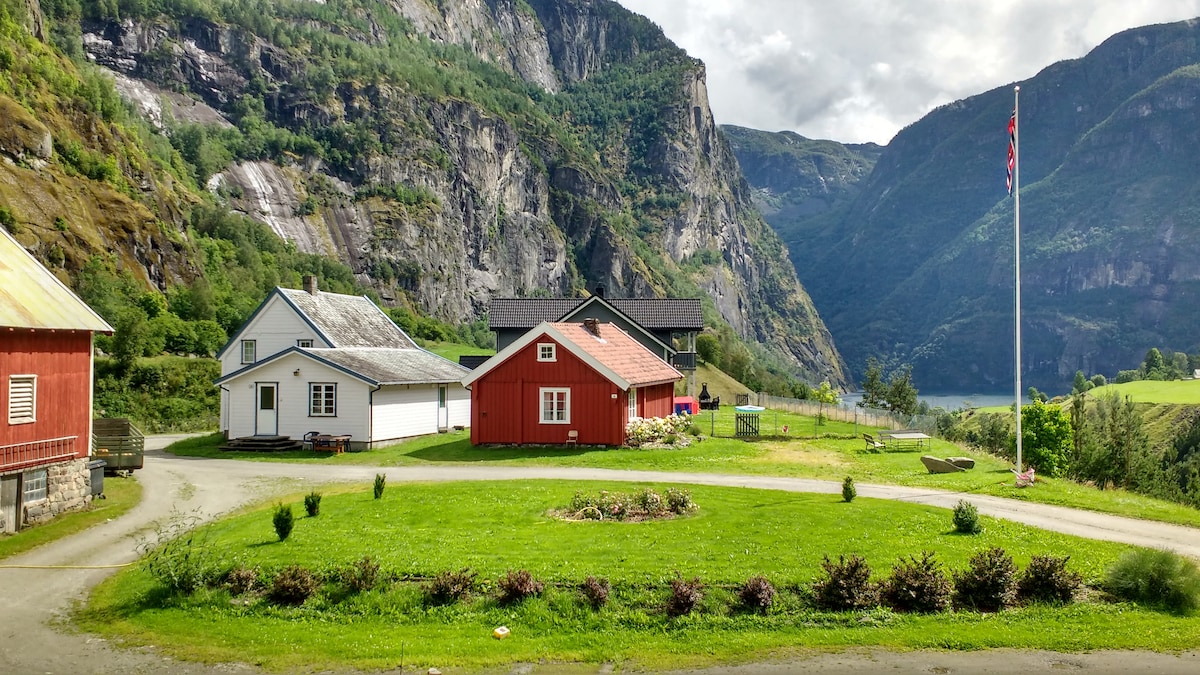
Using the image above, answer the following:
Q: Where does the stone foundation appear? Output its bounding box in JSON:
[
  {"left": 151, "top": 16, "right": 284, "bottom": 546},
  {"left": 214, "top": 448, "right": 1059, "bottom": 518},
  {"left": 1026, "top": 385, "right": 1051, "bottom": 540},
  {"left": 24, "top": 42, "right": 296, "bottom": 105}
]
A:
[{"left": 20, "top": 458, "right": 92, "bottom": 527}]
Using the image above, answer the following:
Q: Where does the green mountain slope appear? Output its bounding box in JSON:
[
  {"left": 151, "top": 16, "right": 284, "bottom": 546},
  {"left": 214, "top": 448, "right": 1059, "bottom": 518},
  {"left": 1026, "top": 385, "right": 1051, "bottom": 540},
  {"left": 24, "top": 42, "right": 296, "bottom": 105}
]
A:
[
  {"left": 752, "top": 18, "right": 1200, "bottom": 392},
  {"left": 0, "top": 0, "right": 848, "bottom": 389}
]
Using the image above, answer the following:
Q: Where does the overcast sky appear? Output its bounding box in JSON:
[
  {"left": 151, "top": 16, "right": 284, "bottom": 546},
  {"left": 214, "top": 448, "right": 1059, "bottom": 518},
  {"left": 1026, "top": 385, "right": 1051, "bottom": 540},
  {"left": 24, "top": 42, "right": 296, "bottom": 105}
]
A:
[{"left": 615, "top": 1, "right": 1200, "bottom": 144}]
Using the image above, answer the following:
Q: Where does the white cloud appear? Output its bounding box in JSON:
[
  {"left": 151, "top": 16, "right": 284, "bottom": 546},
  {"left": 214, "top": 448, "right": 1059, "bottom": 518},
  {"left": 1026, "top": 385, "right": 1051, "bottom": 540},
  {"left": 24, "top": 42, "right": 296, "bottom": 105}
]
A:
[{"left": 615, "top": 0, "right": 1200, "bottom": 143}]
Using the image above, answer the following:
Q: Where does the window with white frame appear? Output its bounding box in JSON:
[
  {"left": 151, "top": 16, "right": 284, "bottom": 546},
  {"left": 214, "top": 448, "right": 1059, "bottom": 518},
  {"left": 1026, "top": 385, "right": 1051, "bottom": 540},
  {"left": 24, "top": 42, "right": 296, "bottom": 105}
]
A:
[
  {"left": 309, "top": 383, "right": 337, "bottom": 416},
  {"left": 7, "top": 375, "right": 36, "bottom": 425},
  {"left": 628, "top": 388, "right": 638, "bottom": 420},
  {"left": 297, "top": 339, "right": 313, "bottom": 348},
  {"left": 23, "top": 469, "right": 47, "bottom": 504},
  {"left": 240, "top": 340, "right": 256, "bottom": 364},
  {"left": 537, "top": 343, "right": 557, "bottom": 362},
  {"left": 540, "top": 387, "right": 570, "bottom": 424}
]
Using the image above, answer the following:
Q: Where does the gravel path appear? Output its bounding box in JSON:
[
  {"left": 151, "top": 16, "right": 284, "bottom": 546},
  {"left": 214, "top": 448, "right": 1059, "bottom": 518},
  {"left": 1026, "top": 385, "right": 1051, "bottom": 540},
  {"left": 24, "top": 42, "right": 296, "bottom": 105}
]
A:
[{"left": 2, "top": 437, "right": 1199, "bottom": 674}]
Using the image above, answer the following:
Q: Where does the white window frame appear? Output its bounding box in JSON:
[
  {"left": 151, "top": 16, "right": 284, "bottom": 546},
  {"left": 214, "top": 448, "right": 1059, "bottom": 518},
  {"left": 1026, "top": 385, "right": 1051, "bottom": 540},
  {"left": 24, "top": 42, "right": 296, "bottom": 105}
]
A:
[
  {"left": 297, "top": 339, "right": 313, "bottom": 348},
  {"left": 438, "top": 385, "right": 447, "bottom": 409},
  {"left": 537, "top": 343, "right": 557, "bottom": 362},
  {"left": 628, "top": 388, "right": 638, "bottom": 420},
  {"left": 309, "top": 383, "right": 337, "bottom": 417},
  {"left": 539, "top": 387, "right": 570, "bottom": 424},
  {"left": 7, "top": 375, "right": 36, "bottom": 425},
  {"left": 23, "top": 468, "right": 47, "bottom": 504},
  {"left": 240, "top": 340, "right": 256, "bottom": 364}
]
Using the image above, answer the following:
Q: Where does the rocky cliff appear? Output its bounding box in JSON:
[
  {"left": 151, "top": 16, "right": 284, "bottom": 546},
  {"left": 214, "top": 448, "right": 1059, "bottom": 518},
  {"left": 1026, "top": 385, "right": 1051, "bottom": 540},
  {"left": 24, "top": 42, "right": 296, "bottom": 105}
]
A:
[{"left": 54, "top": 0, "right": 847, "bottom": 385}]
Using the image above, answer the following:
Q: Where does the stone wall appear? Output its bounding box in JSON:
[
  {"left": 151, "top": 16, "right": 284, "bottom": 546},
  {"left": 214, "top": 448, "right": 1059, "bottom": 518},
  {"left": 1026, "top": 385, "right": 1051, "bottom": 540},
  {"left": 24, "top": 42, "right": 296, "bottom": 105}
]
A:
[{"left": 20, "top": 458, "right": 92, "bottom": 527}]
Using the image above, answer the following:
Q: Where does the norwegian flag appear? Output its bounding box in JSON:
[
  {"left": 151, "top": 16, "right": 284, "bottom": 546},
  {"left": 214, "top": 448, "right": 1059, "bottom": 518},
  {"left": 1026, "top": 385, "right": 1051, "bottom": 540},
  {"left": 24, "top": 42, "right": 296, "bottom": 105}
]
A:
[{"left": 1006, "top": 111, "right": 1016, "bottom": 194}]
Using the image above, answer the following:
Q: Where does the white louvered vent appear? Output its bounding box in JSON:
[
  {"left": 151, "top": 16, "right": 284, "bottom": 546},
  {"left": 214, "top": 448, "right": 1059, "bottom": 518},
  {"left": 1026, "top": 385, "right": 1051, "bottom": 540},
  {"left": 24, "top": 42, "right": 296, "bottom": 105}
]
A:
[{"left": 8, "top": 375, "right": 36, "bottom": 424}]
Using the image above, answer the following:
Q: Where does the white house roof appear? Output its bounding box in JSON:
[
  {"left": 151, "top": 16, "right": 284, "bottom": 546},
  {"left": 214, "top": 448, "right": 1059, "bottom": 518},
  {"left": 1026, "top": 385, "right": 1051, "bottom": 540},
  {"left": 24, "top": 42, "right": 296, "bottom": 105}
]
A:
[
  {"left": 0, "top": 228, "right": 113, "bottom": 333},
  {"left": 216, "top": 346, "right": 468, "bottom": 387},
  {"left": 276, "top": 288, "right": 417, "bottom": 349}
]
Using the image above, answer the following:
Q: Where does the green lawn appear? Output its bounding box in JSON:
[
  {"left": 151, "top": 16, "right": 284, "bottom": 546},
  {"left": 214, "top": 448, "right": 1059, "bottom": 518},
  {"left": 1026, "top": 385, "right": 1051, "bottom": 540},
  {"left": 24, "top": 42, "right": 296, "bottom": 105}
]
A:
[
  {"left": 171, "top": 412, "right": 1200, "bottom": 529},
  {"left": 1089, "top": 379, "right": 1200, "bottom": 404},
  {"left": 422, "top": 340, "right": 494, "bottom": 362},
  {"left": 0, "top": 474, "right": 141, "bottom": 560},
  {"left": 79, "top": 480, "right": 1193, "bottom": 672}
]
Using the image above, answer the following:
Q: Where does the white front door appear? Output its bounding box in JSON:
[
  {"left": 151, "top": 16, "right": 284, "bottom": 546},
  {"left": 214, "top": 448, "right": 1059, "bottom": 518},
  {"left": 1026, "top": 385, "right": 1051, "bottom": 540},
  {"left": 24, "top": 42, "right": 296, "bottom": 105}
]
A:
[
  {"left": 438, "top": 385, "right": 449, "bottom": 430},
  {"left": 255, "top": 383, "right": 278, "bottom": 436}
]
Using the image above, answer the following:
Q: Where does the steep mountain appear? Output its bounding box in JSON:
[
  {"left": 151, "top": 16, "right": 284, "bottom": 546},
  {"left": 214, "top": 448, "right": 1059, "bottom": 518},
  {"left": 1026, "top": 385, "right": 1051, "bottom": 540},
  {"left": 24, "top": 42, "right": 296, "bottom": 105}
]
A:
[
  {"left": 761, "top": 18, "right": 1200, "bottom": 392},
  {"left": 1, "top": 0, "right": 848, "bottom": 388}
]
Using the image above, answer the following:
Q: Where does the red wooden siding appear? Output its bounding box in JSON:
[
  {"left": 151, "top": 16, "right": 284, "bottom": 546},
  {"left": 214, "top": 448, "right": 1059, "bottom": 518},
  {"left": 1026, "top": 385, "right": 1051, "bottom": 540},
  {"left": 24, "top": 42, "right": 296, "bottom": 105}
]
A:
[
  {"left": 640, "top": 382, "right": 675, "bottom": 419},
  {"left": 1, "top": 331, "right": 93, "bottom": 467},
  {"left": 470, "top": 336, "right": 626, "bottom": 446}
]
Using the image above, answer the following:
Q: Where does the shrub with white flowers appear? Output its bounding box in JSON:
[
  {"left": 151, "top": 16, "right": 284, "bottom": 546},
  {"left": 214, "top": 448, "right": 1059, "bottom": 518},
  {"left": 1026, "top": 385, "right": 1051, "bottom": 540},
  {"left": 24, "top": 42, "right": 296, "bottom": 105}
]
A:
[{"left": 625, "top": 413, "right": 692, "bottom": 446}]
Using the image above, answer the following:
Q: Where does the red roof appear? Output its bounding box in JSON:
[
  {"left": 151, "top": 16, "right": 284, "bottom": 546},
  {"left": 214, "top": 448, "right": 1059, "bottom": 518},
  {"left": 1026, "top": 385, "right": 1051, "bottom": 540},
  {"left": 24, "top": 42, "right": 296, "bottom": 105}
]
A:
[
  {"left": 548, "top": 322, "right": 681, "bottom": 387},
  {"left": 462, "top": 321, "right": 682, "bottom": 390}
]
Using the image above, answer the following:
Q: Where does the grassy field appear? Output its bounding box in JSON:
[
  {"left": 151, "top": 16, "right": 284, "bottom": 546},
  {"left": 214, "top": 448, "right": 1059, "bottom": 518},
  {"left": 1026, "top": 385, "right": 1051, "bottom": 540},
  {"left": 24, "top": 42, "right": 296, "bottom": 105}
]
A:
[
  {"left": 78, "top": 480, "right": 1195, "bottom": 672},
  {"left": 0, "top": 475, "right": 141, "bottom": 560},
  {"left": 171, "top": 405, "right": 1200, "bottom": 529},
  {"left": 422, "top": 340, "right": 494, "bottom": 362},
  {"left": 1089, "top": 380, "right": 1200, "bottom": 404}
]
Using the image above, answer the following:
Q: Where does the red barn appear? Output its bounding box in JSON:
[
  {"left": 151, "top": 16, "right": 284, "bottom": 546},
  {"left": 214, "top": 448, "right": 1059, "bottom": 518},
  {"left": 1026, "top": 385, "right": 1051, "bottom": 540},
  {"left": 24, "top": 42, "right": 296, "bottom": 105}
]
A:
[
  {"left": 462, "top": 320, "right": 683, "bottom": 446},
  {"left": 0, "top": 228, "right": 113, "bottom": 533}
]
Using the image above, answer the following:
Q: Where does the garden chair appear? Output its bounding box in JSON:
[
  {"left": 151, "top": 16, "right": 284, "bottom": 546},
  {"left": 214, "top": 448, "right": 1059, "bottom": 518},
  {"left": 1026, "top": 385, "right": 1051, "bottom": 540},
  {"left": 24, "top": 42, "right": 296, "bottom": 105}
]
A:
[{"left": 863, "top": 433, "right": 885, "bottom": 452}]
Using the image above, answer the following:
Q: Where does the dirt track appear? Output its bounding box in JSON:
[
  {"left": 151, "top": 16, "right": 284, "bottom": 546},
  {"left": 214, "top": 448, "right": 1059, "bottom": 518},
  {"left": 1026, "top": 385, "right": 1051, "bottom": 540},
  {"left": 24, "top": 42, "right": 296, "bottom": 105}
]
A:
[{"left": 2, "top": 437, "right": 1199, "bottom": 674}]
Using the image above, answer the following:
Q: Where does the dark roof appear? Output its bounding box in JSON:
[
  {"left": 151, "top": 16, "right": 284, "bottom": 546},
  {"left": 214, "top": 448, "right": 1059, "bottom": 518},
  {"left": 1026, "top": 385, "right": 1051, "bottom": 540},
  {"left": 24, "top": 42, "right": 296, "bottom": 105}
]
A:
[
  {"left": 458, "top": 355, "right": 491, "bottom": 370},
  {"left": 488, "top": 297, "right": 703, "bottom": 331},
  {"left": 278, "top": 288, "right": 417, "bottom": 349}
]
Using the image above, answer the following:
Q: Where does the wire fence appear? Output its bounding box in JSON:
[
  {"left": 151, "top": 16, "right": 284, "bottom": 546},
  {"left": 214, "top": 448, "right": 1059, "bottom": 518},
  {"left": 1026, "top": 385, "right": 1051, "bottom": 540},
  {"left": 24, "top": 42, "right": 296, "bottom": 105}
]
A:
[{"left": 751, "top": 393, "right": 941, "bottom": 436}]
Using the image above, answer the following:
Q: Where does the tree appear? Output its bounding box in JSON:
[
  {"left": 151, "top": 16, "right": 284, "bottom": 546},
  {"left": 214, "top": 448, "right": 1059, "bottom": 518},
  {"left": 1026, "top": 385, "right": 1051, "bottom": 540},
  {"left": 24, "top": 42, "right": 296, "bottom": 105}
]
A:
[
  {"left": 1020, "top": 400, "right": 1073, "bottom": 477},
  {"left": 1142, "top": 348, "right": 1166, "bottom": 380},
  {"left": 859, "top": 357, "right": 887, "bottom": 409},
  {"left": 886, "top": 365, "right": 918, "bottom": 416},
  {"left": 973, "top": 413, "right": 1011, "bottom": 456},
  {"left": 695, "top": 333, "right": 721, "bottom": 365},
  {"left": 1072, "top": 370, "right": 1093, "bottom": 394},
  {"left": 812, "top": 381, "right": 839, "bottom": 405}
]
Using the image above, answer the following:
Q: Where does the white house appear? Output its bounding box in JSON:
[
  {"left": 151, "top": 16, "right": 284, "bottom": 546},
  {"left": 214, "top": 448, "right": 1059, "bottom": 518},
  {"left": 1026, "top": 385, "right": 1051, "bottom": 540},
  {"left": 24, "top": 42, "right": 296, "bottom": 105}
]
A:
[{"left": 216, "top": 277, "right": 469, "bottom": 448}]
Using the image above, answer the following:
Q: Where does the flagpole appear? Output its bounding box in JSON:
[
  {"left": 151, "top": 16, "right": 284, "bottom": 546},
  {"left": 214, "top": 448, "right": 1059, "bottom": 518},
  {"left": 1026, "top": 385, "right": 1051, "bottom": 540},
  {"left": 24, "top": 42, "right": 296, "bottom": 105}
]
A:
[{"left": 1013, "top": 85, "right": 1023, "bottom": 474}]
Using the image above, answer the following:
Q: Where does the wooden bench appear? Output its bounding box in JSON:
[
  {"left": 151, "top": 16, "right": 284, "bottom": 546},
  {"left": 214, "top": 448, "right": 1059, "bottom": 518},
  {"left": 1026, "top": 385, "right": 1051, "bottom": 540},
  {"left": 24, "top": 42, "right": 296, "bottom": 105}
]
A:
[
  {"left": 863, "top": 433, "right": 885, "bottom": 452},
  {"left": 312, "top": 434, "right": 351, "bottom": 454}
]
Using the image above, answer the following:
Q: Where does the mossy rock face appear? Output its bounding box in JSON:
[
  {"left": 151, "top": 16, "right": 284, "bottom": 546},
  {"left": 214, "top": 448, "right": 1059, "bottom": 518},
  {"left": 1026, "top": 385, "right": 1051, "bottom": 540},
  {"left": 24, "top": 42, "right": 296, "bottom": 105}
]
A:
[{"left": 0, "top": 96, "right": 52, "bottom": 160}]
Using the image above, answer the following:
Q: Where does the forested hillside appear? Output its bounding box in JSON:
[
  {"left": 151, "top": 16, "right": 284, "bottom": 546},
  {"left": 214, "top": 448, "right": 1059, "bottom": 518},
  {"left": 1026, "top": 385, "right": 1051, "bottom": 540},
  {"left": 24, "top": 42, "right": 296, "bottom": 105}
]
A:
[
  {"left": 740, "top": 18, "right": 1200, "bottom": 393},
  {"left": 0, "top": 0, "right": 848, "bottom": 393}
]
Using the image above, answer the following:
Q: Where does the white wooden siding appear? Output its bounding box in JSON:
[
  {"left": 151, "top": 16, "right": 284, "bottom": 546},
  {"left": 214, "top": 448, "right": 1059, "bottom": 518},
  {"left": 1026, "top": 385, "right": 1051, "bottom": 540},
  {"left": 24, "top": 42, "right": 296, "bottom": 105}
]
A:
[
  {"left": 220, "top": 295, "right": 329, "bottom": 376},
  {"left": 223, "top": 353, "right": 369, "bottom": 442},
  {"left": 372, "top": 385, "right": 440, "bottom": 442},
  {"left": 447, "top": 384, "right": 470, "bottom": 428}
]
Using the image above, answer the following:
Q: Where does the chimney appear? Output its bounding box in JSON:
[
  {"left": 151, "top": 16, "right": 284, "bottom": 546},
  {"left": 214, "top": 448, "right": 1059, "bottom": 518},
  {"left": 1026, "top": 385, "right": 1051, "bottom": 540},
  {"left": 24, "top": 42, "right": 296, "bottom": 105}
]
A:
[
  {"left": 303, "top": 275, "right": 318, "bottom": 296},
  {"left": 583, "top": 317, "right": 600, "bottom": 336},
  {"left": 594, "top": 284, "right": 605, "bottom": 299}
]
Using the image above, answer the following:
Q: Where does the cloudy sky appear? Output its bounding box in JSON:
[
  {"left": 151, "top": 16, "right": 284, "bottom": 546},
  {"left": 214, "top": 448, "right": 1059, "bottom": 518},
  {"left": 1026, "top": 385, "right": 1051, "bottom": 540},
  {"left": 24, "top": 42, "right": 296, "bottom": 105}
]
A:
[{"left": 615, "top": 1, "right": 1200, "bottom": 144}]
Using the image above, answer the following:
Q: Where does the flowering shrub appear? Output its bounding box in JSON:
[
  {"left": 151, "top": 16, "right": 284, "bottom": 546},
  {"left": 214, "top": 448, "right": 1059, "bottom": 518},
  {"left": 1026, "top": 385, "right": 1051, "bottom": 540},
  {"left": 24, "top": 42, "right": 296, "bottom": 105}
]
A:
[
  {"left": 563, "top": 488, "right": 695, "bottom": 521},
  {"left": 626, "top": 414, "right": 692, "bottom": 446}
]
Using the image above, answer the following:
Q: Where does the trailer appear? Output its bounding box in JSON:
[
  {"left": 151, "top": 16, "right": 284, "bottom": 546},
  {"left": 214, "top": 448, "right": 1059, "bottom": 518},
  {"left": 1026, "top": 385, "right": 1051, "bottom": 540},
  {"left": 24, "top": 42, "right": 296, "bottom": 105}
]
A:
[{"left": 91, "top": 418, "right": 144, "bottom": 473}]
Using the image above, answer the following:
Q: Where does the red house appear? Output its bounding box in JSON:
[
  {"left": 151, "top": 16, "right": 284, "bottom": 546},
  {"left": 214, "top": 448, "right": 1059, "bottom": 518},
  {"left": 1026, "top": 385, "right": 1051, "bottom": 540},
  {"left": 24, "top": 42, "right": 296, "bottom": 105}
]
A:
[
  {"left": 1, "top": 228, "right": 113, "bottom": 533},
  {"left": 462, "top": 320, "right": 683, "bottom": 446}
]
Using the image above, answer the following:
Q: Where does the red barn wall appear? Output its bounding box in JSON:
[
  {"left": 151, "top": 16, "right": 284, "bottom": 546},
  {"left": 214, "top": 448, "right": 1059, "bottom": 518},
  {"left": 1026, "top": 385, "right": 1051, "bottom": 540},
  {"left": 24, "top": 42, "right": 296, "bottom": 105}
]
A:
[
  {"left": 470, "top": 336, "right": 625, "bottom": 446},
  {"left": 640, "top": 383, "right": 676, "bottom": 419},
  {"left": 0, "top": 331, "right": 93, "bottom": 456}
]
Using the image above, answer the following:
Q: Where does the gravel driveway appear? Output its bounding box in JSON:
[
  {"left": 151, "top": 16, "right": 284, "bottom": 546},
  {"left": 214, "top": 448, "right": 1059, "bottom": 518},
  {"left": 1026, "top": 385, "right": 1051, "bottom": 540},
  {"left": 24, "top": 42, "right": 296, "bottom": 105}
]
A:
[{"left": 1, "top": 436, "right": 1199, "bottom": 674}]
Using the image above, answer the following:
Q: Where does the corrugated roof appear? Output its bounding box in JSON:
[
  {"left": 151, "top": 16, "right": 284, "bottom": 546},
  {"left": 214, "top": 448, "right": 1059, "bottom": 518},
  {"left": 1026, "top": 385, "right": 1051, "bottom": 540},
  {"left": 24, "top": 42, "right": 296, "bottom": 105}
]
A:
[
  {"left": 549, "top": 322, "right": 682, "bottom": 387},
  {"left": 0, "top": 228, "right": 113, "bottom": 333},
  {"left": 306, "top": 347, "right": 469, "bottom": 385},
  {"left": 278, "top": 288, "right": 416, "bottom": 349},
  {"left": 488, "top": 297, "right": 703, "bottom": 331}
]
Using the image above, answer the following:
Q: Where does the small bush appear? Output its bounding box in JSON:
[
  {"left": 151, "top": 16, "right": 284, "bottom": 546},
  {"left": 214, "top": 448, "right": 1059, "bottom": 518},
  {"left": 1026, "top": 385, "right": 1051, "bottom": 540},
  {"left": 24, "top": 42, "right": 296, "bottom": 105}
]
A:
[
  {"left": 136, "top": 513, "right": 221, "bottom": 595},
  {"left": 635, "top": 488, "right": 667, "bottom": 516},
  {"left": 424, "top": 568, "right": 476, "bottom": 606},
  {"left": 953, "top": 499, "right": 981, "bottom": 534},
  {"left": 665, "top": 487, "right": 696, "bottom": 514},
  {"left": 373, "top": 473, "right": 386, "bottom": 499},
  {"left": 666, "top": 574, "right": 705, "bottom": 617},
  {"left": 272, "top": 503, "right": 294, "bottom": 541},
  {"left": 268, "top": 565, "right": 319, "bottom": 605},
  {"left": 738, "top": 575, "right": 776, "bottom": 613},
  {"left": 1017, "top": 554, "right": 1081, "bottom": 605},
  {"left": 224, "top": 564, "right": 259, "bottom": 596},
  {"left": 1104, "top": 548, "right": 1200, "bottom": 614},
  {"left": 304, "top": 491, "right": 322, "bottom": 517},
  {"left": 497, "top": 569, "right": 545, "bottom": 605},
  {"left": 953, "top": 547, "right": 1017, "bottom": 611},
  {"left": 813, "top": 554, "right": 878, "bottom": 611},
  {"left": 344, "top": 556, "right": 381, "bottom": 593},
  {"left": 882, "top": 551, "right": 951, "bottom": 613},
  {"left": 842, "top": 476, "right": 856, "bottom": 503},
  {"left": 582, "top": 576, "right": 611, "bottom": 609}
]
